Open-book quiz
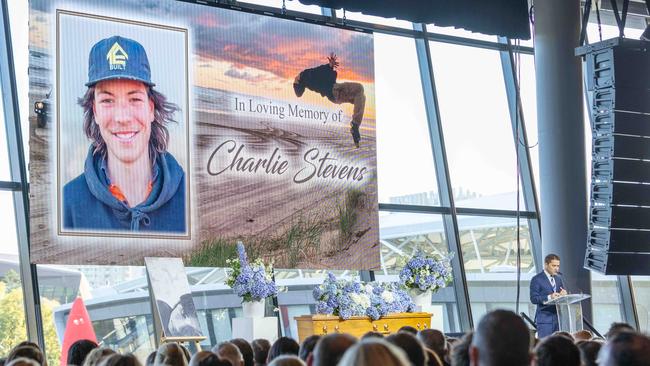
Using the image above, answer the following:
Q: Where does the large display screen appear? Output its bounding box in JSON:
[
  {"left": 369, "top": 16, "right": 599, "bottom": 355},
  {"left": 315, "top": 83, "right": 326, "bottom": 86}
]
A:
[{"left": 29, "top": 0, "right": 379, "bottom": 269}]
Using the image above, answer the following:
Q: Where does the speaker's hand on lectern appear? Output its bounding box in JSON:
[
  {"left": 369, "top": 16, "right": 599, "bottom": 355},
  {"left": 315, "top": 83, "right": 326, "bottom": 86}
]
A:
[
  {"left": 550, "top": 292, "right": 561, "bottom": 299},
  {"left": 559, "top": 287, "right": 567, "bottom": 296}
]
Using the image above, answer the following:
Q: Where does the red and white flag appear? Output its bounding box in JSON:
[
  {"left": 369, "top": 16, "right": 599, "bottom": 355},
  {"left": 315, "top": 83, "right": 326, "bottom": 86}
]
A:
[{"left": 60, "top": 297, "right": 97, "bottom": 366}]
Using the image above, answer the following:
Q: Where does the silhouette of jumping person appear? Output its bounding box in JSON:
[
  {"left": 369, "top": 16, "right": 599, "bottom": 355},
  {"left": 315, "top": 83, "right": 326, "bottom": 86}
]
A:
[{"left": 293, "top": 53, "right": 366, "bottom": 148}]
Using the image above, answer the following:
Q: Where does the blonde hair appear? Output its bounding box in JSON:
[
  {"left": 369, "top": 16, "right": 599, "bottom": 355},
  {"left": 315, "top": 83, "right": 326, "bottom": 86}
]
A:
[{"left": 337, "top": 339, "right": 410, "bottom": 366}]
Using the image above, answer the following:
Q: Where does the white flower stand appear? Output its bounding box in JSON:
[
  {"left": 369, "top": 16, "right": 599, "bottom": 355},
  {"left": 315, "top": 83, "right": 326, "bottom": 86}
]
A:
[{"left": 409, "top": 289, "right": 440, "bottom": 328}]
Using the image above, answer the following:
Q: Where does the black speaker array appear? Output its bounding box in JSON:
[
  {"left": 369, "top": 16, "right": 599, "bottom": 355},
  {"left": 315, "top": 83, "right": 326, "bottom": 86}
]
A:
[{"left": 577, "top": 38, "right": 650, "bottom": 275}]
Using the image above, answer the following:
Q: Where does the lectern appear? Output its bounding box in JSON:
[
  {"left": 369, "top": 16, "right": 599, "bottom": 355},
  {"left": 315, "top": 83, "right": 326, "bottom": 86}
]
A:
[{"left": 544, "top": 294, "right": 591, "bottom": 333}]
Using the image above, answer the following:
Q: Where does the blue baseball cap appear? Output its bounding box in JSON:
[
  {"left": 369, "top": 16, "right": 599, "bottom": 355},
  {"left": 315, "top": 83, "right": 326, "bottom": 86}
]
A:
[{"left": 85, "top": 35, "right": 155, "bottom": 87}]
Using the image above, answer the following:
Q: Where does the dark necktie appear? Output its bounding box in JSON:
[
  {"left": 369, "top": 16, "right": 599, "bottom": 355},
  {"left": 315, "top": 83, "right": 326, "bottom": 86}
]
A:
[{"left": 550, "top": 276, "right": 556, "bottom": 291}]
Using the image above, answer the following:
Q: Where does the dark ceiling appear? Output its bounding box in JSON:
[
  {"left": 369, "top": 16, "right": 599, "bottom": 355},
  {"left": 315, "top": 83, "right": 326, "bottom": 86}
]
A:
[{"left": 297, "top": 0, "right": 532, "bottom": 39}]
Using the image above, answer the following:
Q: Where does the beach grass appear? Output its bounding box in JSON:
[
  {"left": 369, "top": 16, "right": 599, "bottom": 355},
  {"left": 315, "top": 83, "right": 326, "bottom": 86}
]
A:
[
  {"left": 338, "top": 189, "right": 366, "bottom": 248},
  {"left": 283, "top": 217, "right": 323, "bottom": 267},
  {"left": 186, "top": 238, "right": 239, "bottom": 267},
  {"left": 187, "top": 215, "right": 323, "bottom": 268}
]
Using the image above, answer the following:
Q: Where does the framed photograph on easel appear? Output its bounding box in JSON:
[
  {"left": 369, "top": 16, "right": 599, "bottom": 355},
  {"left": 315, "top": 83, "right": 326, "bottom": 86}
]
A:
[{"left": 145, "top": 257, "right": 204, "bottom": 341}]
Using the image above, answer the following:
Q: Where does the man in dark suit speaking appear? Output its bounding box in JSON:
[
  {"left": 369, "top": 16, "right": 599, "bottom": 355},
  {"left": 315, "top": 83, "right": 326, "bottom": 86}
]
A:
[{"left": 530, "top": 253, "right": 567, "bottom": 338}]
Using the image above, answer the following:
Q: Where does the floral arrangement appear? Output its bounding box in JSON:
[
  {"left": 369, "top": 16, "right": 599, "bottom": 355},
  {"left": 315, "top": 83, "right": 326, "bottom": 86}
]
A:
[
  {"left": 313, "top": 272, "right": 415, "bottom": 320},
  {"left": 226, "top": 242, "right": 278, "bottom": 302},
  {"left": 399, "top": 251, "right": 453, "bottom": 293}
]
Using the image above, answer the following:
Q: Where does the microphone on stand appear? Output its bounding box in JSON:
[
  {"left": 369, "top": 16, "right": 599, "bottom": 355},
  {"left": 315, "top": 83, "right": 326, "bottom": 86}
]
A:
[{"left": 555, "top": 272, "right": 568, "bottom": 295}]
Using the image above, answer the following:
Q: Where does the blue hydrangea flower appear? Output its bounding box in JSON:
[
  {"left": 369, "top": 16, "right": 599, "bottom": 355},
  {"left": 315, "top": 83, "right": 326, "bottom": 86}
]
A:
[
  {"left": 399, "top": 251, "right": 454, "bottom": 293},
  {"left": 227, "top": 243, "right": 278, "bottom": 302},
  {"left": 312, "top": 273, "right": 416, "bottom": 320}
]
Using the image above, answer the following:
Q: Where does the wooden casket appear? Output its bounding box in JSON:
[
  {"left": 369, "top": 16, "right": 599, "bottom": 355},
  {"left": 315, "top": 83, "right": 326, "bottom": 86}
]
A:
[{"left": 294, "top": 312, "right": 432, "bottom": 342}]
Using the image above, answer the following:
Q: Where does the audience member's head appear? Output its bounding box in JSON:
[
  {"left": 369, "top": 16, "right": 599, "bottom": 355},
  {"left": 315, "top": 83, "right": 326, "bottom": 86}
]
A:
[
  {"left": 576, "top": 340, "right": 601, "bottom": 366},
  {"left": 312, "top": 333, "right": 357, "bottom": 366},
  {"left": 6, "top": 345, "right": 46, "bottom": 366},
  {"left": 154, "top": 343, "right": 187, "bottom": 366},
  {"left": 231, "top": 339, "right": 254, "bottom": 366},
  {"left": 98, "top": 354, "right": 142, "bottom": 366},
  {"left": 15, "top": 342, "right": 39, "bottom": 350},
  {"left": 179, "top": 345, "right": 192, "bottom": 365},
  {"left": 338, "top": 339, "right": 410, "bottom": 366},
  {"left": 399, "top": 326, "right": 418, "bottom": 336},
  {"left": 214, "top": 342, "right": 244, "bottom": 366},
  {"left": 387, "top": 332, "right": 427, "bottom": 366},
  {"left": 418, "top": 329, "right": 446, "bottom": 360},
  {"left": 5, "top": 358, "right": 40, "bottom": 366},
  {"left": 469, "top": 310, "right": 530, "bottom": 366},
  {"left": 251, "top": 339, "right": 271, "bottom": 366},
  {"left": 605, "top": 322, "right": 635, "bottom": 340},
  {"left": 360, "top": 331, "right": 384, "bottom": 340},
  {"left": 189, "top": 351, "right": 215, "bottom": 366},
  {"left": 298, "top": 335, "right": 320, "bottom": 362},
  {"left": 189, "top": 351, "right": 232, "bottom": 366},
  {"left": 552, "top": 331, "right": 574, "bottom": 341},
  {"left": 534, "top": 335, "right": 580, "bottom": 366},
  {"left": 83, "top": 348, "right": 117, "bottom": 366},
  {"left": 267, "top": 338, "right": 299, "bottom": 363},
  {"left": 598, "top": 331, "right": 650, "bottom": 366},
  {"left": 572, "top": 330, "right": 592, "bottom": 342},
  {"left": 267, "top": 355, "right": 305, "bottom": 366},
  {"left": 424, "top": 349, "right": 443, "bottom": 366},
  {"left": 450, "top": 332, "right": 472, "bottom": 366},
  {"left": 67, "top": 339, "right": 99, "bottom": 366}
]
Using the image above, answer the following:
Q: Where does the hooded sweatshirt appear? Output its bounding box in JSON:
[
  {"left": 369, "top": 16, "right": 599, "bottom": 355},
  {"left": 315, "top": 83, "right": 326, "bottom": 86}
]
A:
[
  {"left": 297, "top": 63, "right": 338, "bottom": 101},
  {"left": 63, "top": 146, "right": 186, "bottom": 234}
]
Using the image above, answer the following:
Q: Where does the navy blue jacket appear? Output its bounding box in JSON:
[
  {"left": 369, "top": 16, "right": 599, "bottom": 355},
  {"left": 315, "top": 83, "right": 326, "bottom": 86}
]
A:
[
  {"left": 530, "top": 271, "right": 564, "bottom": 324},
  {"left": 298, "top": 64, "right": 337, "bottom": 101},
  {"left": 63, "top": 147, "right": 186, "bottom": 234}
]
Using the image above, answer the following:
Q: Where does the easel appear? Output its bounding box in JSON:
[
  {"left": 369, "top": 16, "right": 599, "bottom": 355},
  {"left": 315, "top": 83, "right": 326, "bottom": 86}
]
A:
[
  {"left": 146, "top": 259, "right": 207, "bottom": 353},
  {"left": 159, "top": 335, "right": 207, "bottom": 353},
  {"left": 150, "top": 291, "right": 206, "bottom": 351}
]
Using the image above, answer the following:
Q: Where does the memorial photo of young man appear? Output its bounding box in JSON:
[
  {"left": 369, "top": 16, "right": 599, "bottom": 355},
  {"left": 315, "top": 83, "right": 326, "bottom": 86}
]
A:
[
  {"left": 63, "top": 35, "right": 186, "bottom": 234},
  {"left": 293, "top": 53, "right": 367, "bottom": 148}
]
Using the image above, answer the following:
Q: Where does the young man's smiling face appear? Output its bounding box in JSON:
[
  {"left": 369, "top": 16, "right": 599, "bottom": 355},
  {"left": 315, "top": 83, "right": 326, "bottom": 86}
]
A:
[{"left": 93, "top": 79, "right": 154, "bottom": 165}]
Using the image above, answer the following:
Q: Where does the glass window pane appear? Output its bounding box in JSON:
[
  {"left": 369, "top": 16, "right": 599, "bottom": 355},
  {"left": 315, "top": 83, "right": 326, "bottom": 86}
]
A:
[
  {"left": 587, "top": 20, "right": 645, "bottom": 43},
  {"left": 631, "top": 276, "right": 650, "bottom": 332},
  {"left": 37, "top": 265, "right": 155, "bottom": 363},
  {"left": 378, "top": 211, "right": 459, "bottom": 332},
  {"left": 379, "top": 211, "right": 449, "bottom": 273},
  {"left": 429, "top": 42, "right": 525, "bottom": 210},
  {"left": 0, "top": 192, "right": 26, "bottom": 358},
  {"left": 376, "top": 34, "right": 439, "bottom": 206},
  {"left": 518, "top": 54, "right": 539, "bottom": 202},
  {"left": 520, "top": 52, "right": 592, "bottom": 211},
  {"left": 427, "top": 25, "right": 497, "bottom": 42},
  {"left": 343, "top": 12, "right": 413, "bottom": 29},
  {"left": 458, "top": 216, "right": 535, "bottom": 321},
  {"left": 0, "top": 96, "right": 10, "bottom": 181},
  {"left": 8, "top": 0, "right": 29, "bottom": 176},
  {"left": 590, "top": 273, "right": 624, "bottom": 335}
]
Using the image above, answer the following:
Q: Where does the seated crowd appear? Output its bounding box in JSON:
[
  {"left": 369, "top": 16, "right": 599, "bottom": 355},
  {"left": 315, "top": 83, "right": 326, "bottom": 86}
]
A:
[{"left": 2, "top": 310, "right": 649, "bottom": 366}]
